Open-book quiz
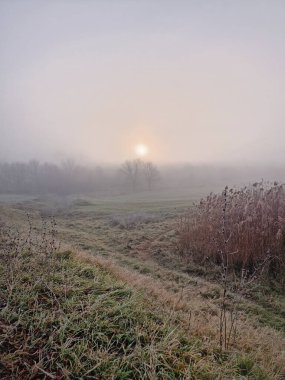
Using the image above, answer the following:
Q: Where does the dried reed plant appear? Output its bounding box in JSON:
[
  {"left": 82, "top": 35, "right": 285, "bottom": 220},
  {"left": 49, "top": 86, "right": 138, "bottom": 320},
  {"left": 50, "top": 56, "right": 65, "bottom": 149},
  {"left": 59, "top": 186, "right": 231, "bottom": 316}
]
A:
[
  {"left": 177, "top": 181, "right": 285, "bottom": 279},
  {"left": 176, "top": 181, "right": 285, "bottom": 350}
]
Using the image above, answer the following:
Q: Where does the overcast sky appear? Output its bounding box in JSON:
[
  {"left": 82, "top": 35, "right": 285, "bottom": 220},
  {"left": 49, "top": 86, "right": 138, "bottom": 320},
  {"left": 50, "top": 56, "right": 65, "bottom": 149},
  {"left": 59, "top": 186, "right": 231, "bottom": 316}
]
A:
[{"left": 1, "top": 0, "right": 285, "bottom": 164}]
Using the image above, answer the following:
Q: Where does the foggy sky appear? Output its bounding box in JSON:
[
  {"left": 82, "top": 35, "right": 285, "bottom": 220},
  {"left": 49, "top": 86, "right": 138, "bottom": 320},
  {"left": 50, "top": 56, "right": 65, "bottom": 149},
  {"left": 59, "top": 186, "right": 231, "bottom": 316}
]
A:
[{"left": 1, "top": 0, "right": 285, "bottom": 164}]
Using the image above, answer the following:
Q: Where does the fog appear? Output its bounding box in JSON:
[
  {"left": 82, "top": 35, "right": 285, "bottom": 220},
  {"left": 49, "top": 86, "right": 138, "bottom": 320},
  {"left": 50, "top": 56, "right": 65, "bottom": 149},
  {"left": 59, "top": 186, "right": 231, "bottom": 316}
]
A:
[{"left": 1, "top": 1, "right": 285, "bottom": 165}]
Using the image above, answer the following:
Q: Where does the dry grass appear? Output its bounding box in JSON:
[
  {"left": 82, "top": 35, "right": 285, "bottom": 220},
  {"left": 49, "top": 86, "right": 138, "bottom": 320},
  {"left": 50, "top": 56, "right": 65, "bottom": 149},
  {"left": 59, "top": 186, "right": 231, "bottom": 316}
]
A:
[
  {"left": 1, "top": 198, "right": 285, "bottom": 379},
  {"left": 0, "top": 218, "right": 241, "bottom": 379},
  {"left": 177, "top": 182, "right": 285, "bottom": 281},
  {"left": 109, "top": 212, "right": 159, "bottom": 229},
  {"left": 175, "top": 182, "right": 285, "bottom": 356},
  {"left": 75, "top": 249, "right": 285, "bottom": 379}
]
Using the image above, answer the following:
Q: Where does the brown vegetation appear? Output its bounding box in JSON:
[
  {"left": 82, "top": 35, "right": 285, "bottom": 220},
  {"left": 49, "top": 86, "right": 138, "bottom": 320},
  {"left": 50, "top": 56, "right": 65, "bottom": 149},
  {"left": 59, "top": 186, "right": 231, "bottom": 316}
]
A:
[
  {"left": 1, "top": 193, "right": 285, "bottom": 379},
  {"left": 177, "top": 182, "right": 285, "bottom": 281}
]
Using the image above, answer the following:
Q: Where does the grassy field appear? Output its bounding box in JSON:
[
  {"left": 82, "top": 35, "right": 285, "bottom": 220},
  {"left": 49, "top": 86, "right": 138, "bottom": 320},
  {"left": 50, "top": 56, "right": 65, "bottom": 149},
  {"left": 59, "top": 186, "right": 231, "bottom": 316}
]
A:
[
  {"left": 1, "top": 248, "right": 230, "bottom": 379},
  {"left": 0, "top": 190, "right": 285, "bottom": 379}
]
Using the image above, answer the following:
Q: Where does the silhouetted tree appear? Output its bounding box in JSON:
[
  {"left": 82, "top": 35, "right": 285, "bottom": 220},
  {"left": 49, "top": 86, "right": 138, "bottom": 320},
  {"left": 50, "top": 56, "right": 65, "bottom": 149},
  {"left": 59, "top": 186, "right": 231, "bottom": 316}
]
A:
[
  {"left": 143, "top": 161, "right": 159, "bottom": 190},
  {"left": 121, "top": 159, "right": 142, "bottom": 192}
]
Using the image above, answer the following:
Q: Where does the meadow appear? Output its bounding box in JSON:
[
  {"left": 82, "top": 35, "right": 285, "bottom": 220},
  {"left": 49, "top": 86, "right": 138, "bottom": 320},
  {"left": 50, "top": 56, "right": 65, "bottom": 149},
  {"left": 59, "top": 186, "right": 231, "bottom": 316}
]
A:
[{"left": 0, "top": 187, "right": 285, "bottom": 379}]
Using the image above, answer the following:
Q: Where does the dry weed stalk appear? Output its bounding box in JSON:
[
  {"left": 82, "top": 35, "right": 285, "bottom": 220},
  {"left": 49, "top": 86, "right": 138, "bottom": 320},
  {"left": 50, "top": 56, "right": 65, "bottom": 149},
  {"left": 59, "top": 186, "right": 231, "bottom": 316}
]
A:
[
  {"left": 177, "top": 181, "right": 285, "bottom": 279},
  {"left": 176, "top": 182, "right": 285, "bottom": 350}
]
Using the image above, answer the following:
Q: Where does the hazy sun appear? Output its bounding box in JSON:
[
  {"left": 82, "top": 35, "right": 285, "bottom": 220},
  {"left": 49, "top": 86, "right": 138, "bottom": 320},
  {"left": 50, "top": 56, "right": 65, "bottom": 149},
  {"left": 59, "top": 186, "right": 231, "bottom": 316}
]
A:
[{"left": 135, "top": 143, "right": 149, "bottom": 157}]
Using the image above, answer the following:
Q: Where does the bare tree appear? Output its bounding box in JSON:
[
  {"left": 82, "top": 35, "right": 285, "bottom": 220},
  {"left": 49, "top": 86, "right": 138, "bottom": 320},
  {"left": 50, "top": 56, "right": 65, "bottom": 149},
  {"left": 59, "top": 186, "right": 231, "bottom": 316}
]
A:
[
  {"left": 143, "top": 161, "right": 159, "bottom": 191},
  {"left": 121, "top": 159, "right": 142, "bottom": 192}
]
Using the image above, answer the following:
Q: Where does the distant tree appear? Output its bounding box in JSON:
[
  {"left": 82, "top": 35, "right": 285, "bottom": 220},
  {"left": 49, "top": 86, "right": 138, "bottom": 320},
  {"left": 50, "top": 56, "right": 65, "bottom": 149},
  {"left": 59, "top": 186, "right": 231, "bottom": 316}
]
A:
[
  {"left": 121, "top": 159, "right": 142, "bottom": 192},
  {"left": 0, "top": 159, "right": 161, "bottom": 195},
  {"left": 143, "top": 161, "right": 159, "bottom": 191},
  {"left": 61, "top": 159, "right": 77, "bottom": 174},
  {"left": 27, "top": 159, "right": 40, "bottom": 193}
]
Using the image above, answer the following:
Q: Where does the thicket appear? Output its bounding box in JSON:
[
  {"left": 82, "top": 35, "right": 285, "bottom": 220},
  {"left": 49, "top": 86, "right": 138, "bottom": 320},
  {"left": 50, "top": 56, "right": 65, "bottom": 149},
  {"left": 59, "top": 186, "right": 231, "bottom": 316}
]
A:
[
  {"left": 177, "top": 182, "right": 285, "bottom": 281},
  {"left": 177, "top": 182, "right": 285, "bottom": 349}
]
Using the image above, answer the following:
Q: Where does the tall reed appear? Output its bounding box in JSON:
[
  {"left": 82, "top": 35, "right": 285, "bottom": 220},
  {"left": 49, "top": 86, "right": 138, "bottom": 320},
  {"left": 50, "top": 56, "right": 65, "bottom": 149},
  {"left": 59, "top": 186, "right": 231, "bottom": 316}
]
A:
[{"left": 177, "top": 181, "right": 285, "bottom": 280}]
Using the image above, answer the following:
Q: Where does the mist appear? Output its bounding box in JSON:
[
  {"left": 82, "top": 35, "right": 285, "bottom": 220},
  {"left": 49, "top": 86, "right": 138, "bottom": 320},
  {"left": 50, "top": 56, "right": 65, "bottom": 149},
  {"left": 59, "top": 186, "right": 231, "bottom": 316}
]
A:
[
  {"left": 1, "top": 0, "right": 285, "bottom": 165},
  {"left": 2, "top": 3, "right": 285, "bottom": 376}
]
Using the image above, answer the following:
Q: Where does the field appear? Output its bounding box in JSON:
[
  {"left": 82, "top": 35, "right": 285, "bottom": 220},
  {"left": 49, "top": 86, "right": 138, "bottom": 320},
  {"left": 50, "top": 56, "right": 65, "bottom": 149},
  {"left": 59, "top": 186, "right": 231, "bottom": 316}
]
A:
[{"left": 1, "top": 189, "right": 285, "bottom": 379}]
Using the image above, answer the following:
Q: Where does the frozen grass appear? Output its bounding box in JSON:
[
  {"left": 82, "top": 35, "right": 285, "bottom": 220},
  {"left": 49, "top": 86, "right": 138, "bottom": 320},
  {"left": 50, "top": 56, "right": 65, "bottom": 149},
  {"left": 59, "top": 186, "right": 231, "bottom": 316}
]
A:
[
  {"left": 0, "top": 248, "right": 213, "bottom": 379},
  {"left": 110, "top": 212, "right": 159, "bottom": 229},
  {"left": 0, "top": 218, "right": 234, "bottom": 380},
  {"left": 1, "top": 197, "right": 284, "bottom": 379},
  {"left": 177, "top": 182, "right": 285, "bottom": 280}
]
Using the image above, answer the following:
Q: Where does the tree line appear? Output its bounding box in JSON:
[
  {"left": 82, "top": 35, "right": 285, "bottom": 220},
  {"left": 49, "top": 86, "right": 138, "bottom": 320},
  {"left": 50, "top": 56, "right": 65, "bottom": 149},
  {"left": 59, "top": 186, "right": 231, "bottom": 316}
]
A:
[{"left": 0, "top": 159, "right": 160, "bottom": 195}]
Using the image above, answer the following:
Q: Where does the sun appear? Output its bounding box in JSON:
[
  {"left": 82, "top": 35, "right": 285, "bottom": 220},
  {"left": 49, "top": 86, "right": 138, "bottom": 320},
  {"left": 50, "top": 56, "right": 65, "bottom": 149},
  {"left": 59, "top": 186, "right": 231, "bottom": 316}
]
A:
[{"left": 135, "top": 143, "right": 149, "bottom": 157}]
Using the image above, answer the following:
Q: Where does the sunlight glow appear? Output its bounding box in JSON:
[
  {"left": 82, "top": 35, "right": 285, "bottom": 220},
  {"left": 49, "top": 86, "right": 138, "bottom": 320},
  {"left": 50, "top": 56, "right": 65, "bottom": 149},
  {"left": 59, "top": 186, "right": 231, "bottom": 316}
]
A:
[{"left": 135, "top": 144, "right": 149, "bottom": 157}]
